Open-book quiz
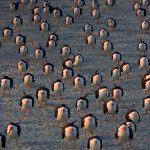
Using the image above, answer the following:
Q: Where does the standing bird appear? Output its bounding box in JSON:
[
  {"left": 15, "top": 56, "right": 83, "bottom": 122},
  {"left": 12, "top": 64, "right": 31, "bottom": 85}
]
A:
[
  {"left": 83, "top": 23, "right": 94, "bottom": 36},
  {"left": 55, "top": 104, "right": 70, "bottom": 125},
  {"left": 60, "top": 45, "right": 72, "bottom": 59},
  {"left": 42, "top": 1, "right": 53, "bottom": 15},
  {"left": 53, "top": 7, "right": 63, "bottom": 21},
  {"left": 87, "top": 136, "right": 102, "bottom": 150},
  {"left": 137, "top": 39, "right": 147, "bottom": 55},
  {"left": 65, "top": 15, "right": 74, "bottom": 26},
  {"left": 15, "top": 34, "right": 27, "bottom": 47},
  {"left": 2, "top": 25, "right": 13, "bottom": 40},
  {"left": 107, "top": 18, "right": 117, "bottom": 31},
  {"left": 74, "top": 0, "right": 85, "bottom": 7},
  {"left": 62, "top": 67, "right": 74, "bottom": 81},
  {"left": 102, "top": 40, "right": 113, "bottom": 56},
  {"left": 140, "top": 20, "right": 149, "bottom": 32},
  {"left": 34, "top": 45, "right": 46, "bottom": 61},
  {"left": 95, "top": 86, "right": 110, "bottom": 106},
  {"left": 32, "top": 6, "right": 41, "bottom": 15},
  {"left": 62, "top": 121, "right": 79, "bottom": 147},
  {"left": 91, "top": 8, "right": 100, "bottom": 21},
  {"left": 81, "top": 114, "right": 98, "bottom": 135},
  {"left": 142, "top": 96, "right": 150, "bottom": 114},
  {"left": 140, "top": 0, "right": 149, "bottom": 8},
  {"left": 105, "top": 0, "right": 115, "bottom": 10},
  {"left": 51, "top": 79, "right": 65, "bottom": 97},
  {"left": 111, "top": 51, "right": 122, "bottom": 66},
  {"left": 32, "top": 14, "right": 41, "bottom": 26},
  {"left": 133, "top": 2, "right": 141, "bottom": 11},
  {"left": 99, "top": 28, "right": 109, "bottom": 41},
  {"left": 9, "top": 1, "right": 19, "bottom": 12},
  {"left": 73, "top": 54, "right": 84, "bottom": 68},
  {"left": 48, "top": 33, "right": 59, "bottom": 42},
  {"left": 19, "top": 0, "right": 28, "bottom": 7},
  {"left": 138, "top": 55, "right": 150, "bottom": 70},
  {"left": 63, "top": 58, "right": 73, "bottom": 68},
  {"left": 39, "top": 21, "right": 50, "bottom": 38},
  {"left": 125, "top": 110, "right": 141, "bottom": 124},
  {"left": 115, "top": 123, "right": 133, "bottom": 149},
  {"left": 23, "top": 73, "right": 35, "bottom": 88},
  {"left": 0, "top": 76, "right": 14, "bottom": 96},
  {"left": 111, "top": 85, "right": 124, "bottom": 100},
  {"left": 43, "top": 62, "right": 54, "bottom": 76},
  {"left": 141, "top": 77, "right": 150, "bottom": 93},
  {"left": 125, "top": 121, "right": 137, "bottom": 133},
  {"left": 75, "top": 94, "right": 89, "bottom": 112},
  {"left": 91, "top": 0, "right": 100, "bottom": 10},
  {"left": 136, "top": 8, "right": 146, "bottom": 20},
  {"left": 103, "top": 99, "right": 119, "bottom": 120},
  {"left": 35, "top": 87, "right": 50, "bottom": 106},
  {"left": 46, "top": 38, "right": 57, "bottom": 49},
  {"left": 85, "top": 34, "right": 96, "bottom": 47},
  {"left": 12, "top": 16, "right": 23, "bottom": 31},
  {"left": 120, "top": 61, "right": 131, "bottom": 76},
  {"left": 20, "top": 93, "right": 34, "bottom": 114},
  {"left": 91, "top": 70, "right": 102, "bottom": 90},
  {"left": 17, "top": 59, "right": 28, "bottom": 75},
  {"left": 0, "top": 133, "right": 6, "bottom": 148},
  {"left": 18, "top": 45, "right": 29, "bottom": 58},
  {"left": 6, "top": 122, "right": 21, "bottom": 144},
  {"left": 111, "top": 67, "right": 121, "bottom": 83},
  {"left": 73, "top": 74, "right": 86, "bottom": 93},
  {"left": 73, "top": 6, "right": 82, "bottom": 17},
  {"left": 27, "top": 0, "right": 38, "bottom": 10}
]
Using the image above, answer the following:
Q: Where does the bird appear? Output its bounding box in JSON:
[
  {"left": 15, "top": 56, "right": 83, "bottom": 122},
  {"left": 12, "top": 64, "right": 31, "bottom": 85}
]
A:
[
  {"left": 60, "top": 45, "right": 72, "bottom": 59},
  {"left": 32, "top": 14, "right": 41, "bottom": 26},
  {"left": 99, "top": 28, "right": 109, "bottom": 41},
  {"left": 81, "top": 114, "right": 98, "bottom": 135},
  {"left": 91, "top": 0, "right": 100, "bottom": 10},
  {"left": 138, "top": 55, "right": 150, "bottom": 70},
  {"left": 133, "top": 2, "right": 141, "bottom": 11},
  {"left": 6, "top": 122, "right": 21, "bottom": 144},
  {"left": 18, "top": 45, "right": 29, "bottom": 59},
  {"left": 15, "top": 34, "right": 27, "bottom": 47},
  {"left": 111, "top": 67, "right": 121, "bottom": 83},
  {"left": 136, "top": 8, "right": 146, "bottom": 19},
  {"left": 87, "top": 136, "right": 102, "bottom": 150},
  {"left": 91, "top": 70, "right": 102, "bottom": 90},
  {"left": 115, "top": 123, "right": 133, "bottom": 149},
  {"left": 20, "top": 92, "right": 34, "bottom": 114},
  {"left": 73, "top": 54, "right": 84, "bottom": 68},
  {"left": 125, "top": 110, "right": 141, "bottom": 124},
  {"left": 2, "top": 24, "right": 13, "bottom": 40},
  {"left": 34, "top": 45, "right": 46, "bottom": 61},
  {"left": 74, "top": 0, "right": 85, "bottom": 7},
  {"left": 125, "top": 121, "right": 137, "bottom": 133},
  {"left": 53, "top": 7, "right": 63, "bottom": 21},
  {"left": 61, "top": 67, "right": 74, "bottom": 81},
  {"left": 75, "top": 94, "right": 89, "bottom": 112},
  {"left": 111, "top": 84, "right": 124, "bottom": 100},
  {"left": 102, "top": 40, "right": 113, "bottom": 56},
  {"left": 27, "top": 0, "right": 38, "bottom": 10},
  {"left": 17, "top": 59, "right": 29, "bottom": 75},
  {"left": 85, "top": 34, "right": 96, "bottom": 47},
  {"left": 107, "top": 18, "right": 117, "bottom": 31},
  {"left": 142, "top": 96, "right": 150, "bottom": 114},
  {"left": 0, "top": 76, "right": 14, "bottom": 96},
  {"left": 103, "top": 99, "right": 119, "bottom": 120},
  {"left": 12, "top": 16, "right": 23, "bottom": 31},
  {"left": 9, "top": 1, "right": 19, "bottom": 13},
  {"left": 140, "top": 20, "right": 149, "bottom": 32},
  {"left": 63, "top": 58, "right": 74, "bottom": 68},
  {"left": 141, "top": 77, "right": 150, "bottom": 93},
  {"left": 55, "top": 104, "right": 70, "bottom": 126},
  {"left": 51, "top": 79, "right": 65, "bottom": 97},
  {"left": 137, "top": 39, "right": 147, "bottom": 55},
  {"left": 39, "top": 21, "right": 50, "bottom": 34},
  {"left": 48, "top": 32, "right": 59, "bottom": 42},
  {"left": 105, "top": 0, "right": 115, "bottom": 10},
  {"left": 73, "top": 6, "right": 82, "bottom": 17},
  {"left": 43, "top": 62, "right": 54, "bottom": 76},
  {"left": 140, "top": 0, "right": 149, "bottom": 8},
  {"left": 91, "top": 8, "right": 100, "bottom": 21},
  {"left": 35, "top": 87, "right": 50, "bottom": 106},
  {"left": 65, "top": 15, "right": 74, "bottom": 26},
  {"left": 42, "top": 1, "right": 53, "bottom": 15},
  {"left": 46, "top": 38, "right": 57, "bottom": 49},
  {"left": 32, "top": 6, "right": 41, "bottom": 15},
  {"left": 73, "top": 74, "right": 86, "bottom": 93},
  {"left": 0, "top": 133, "right": 6, "bottom": 148},
  {"left": 111, "top": 51, "right": 122, "bottom": 67},
  {"left": 83, "top": 23, "right": 94, "bottom": 36},
  {"left": 23, "top": 73, "right": 35, "bottom": 88},
  {"left": 120, "top": 61, "right": 131, "bottom": 76}
]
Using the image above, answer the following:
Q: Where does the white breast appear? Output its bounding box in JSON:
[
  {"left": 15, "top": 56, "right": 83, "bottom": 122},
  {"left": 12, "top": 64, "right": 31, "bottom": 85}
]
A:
[
  {"left": 77, "top": 100, "right": 87, "bottom": 111},
  {"left": 44, "top": 65, "right": 53, "bottom": 75},
  {"left": 65, "top": 127, "right": 77, "bottom": 141},
  {"left": 24, "top": 75, "right": 32, "bottom": 84},
  {"left": 84, "top": 117, "right": 96, "bottom": 130},
  {"left": 4, "top": 29, "right": 11, "bottom": 37},
  {"left": 89, "top": 139, "right": 101, "bottom": 150},
  {"left": 92, "top": 75, "right": 101, "bottom": 85}
]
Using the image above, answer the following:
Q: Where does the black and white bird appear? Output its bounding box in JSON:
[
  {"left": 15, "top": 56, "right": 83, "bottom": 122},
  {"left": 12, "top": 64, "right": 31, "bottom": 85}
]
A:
[
  {"left": 55, "top": 104, "right": 70, "bottom": 125},
  {"left": 65, "top": 15, "right": 74, "bottom": 26},
  {"left": 99, "top": 28, "right": 109, "bottom": 41},
  {"left": 91, "top": 8, "right": 100, "bottom": 21},
  {"left": 74, "top": 0, "right": 85, "bottom": 7},
  {"left": 136, "top": 8, "right": 146, "bottom": 19},
  {"left": 12, "top": 16, "right": 23, "bottom": 31},
  {"left": 20, "top": 93, "right": 34, "bottom": 114},
  {"left": 15, "top": 34, "right": 27, "bottom": 47},
  {"left": 73, "top": 74, "right": 86, "bottom": 93},
  {"left": 18, "top": 44, "right": 29, "bottom": 58},
  {"left": 87, "top": 136, "right": 102, "bottom": 150},
  {"left": 62, "top": 67, "right": 74, "bottom": 81},
  {"left": 107, "top": 18, "right": 117, "bottom": 30},
  {"left": 35, "top": 87, "right": 50, "bottom": 106},
  {"left": 83, "top": 23, "right": 93, "bottom": 36},
  {"left": 34, "top": 45, "right": 46, "bottom": 61},
  {"left": 125, "top": 110, "right": 141, "bottom": 124},
  {"left": 2, "top": 24, "right": 13, "bottom": 40},
  {"left": 0, "top": 133, "right": 6, "bottom": 148},
  {"left": 9, "top": 1, "right": 19, "bottom": 12},
  {"left": 17, "top": 59, "right": 28, "bottom": 75},
  {"left": 48, "top": 33, "right": 59, "bottom": 42},
  {"left": 0, "top": 76, "right": 14, "bottom": 96},
  {"left": 32, "top": 14, "right": 41, "bottom": 25},
  {"left": 106, "top": 0, "right": 115, "bottom": 10},
  {"left": 111, "top": 67, "right": 121, "bottom": 83},
  {"left": 81, "top": 114, "right": 98, "bottom": 135},
  {"left": 103, "top": 99, "right": 119, "bottom": 120},
  {"left": 73, "top": 6, "right": 82, "bottom": 17},
  {"left": 125, "top": 121, "right": 137, "bottom": 133},
  {"left": 133, "top": 2, "right": 141, "bottom": 11},
  {"left": 73, "top": 54, "right": 84, "bottom": 68},
  {"left": 102, "top": 40, "right": 113, "bottom": 56},
  {"left": 95, "top": 86, "right": 110, "bottom": 106},
  {"left": 27, "top": 0, "right": 38, "bottom": 10},
  {"left": 120, "top": 61, "right": 131, "bottom": 75},
  {"left": 19, "top": 0, "right": 28, "bottom": 7},
  {"left": 138, "top": 55, "right": 150, "bottom": 70},
  {"left": 6, "top": 122, "right": 21, "bottom": 144},
  {"left": 141, "top": 77, "right": 150, "bottom": 93},
  {"left": 115, "top": 123, "right": 133, "bottom": 148},
  {"left": 60, "top": 45, "right": 72, "bottom": 59},
  {"left": 142, "top": 96, "right": 150, "bottom": 114},
  {"left": 111, "top": 85, "right": 124, "bottom": 100},
  {"left": 53, "top": 7, "right": 63, "bottom": 21},
  {"left": 42, "top": 1, "right": 53, "bottom": 15},
  {"left": 137, "top": 39, "right": 147, "bottom": 55},
  {"left": 23, "top": 73, "right": 35, "bottom": 88},
  {"left": 46, "top": 38, "right": 57, "bottom": 49},
  {"left": 91, "top": 70, "right": 102, "bottom": 90},
  {"left": 91, "top": 0, "right": 100, "bottom": 10},
  {"left": 39, "top": 21, "right": 50, "bottom": 32},
  {"left": 62, "top": 121, "right": 79, "bottom": 146},
  {"left": 75, "top": 94, "right": 89, "bottom": 112},
  {"left": 32, "top": 6, "right": 41, "bottom": 15},
  {"left": 63, "top": 58, "right": 73, "bottom": 68},
  {"left": 143, "top": 69, "right": 150, "bottom": 80},
  {"left": 43, "top": 62, "right": 54, "bottom": 76},
  {"left": 85, "top": 34, "right": 96, "bottom": 47},
  {"left": 140, "top": 20, "right": 149, "bottom": 32},
  {"left": 51, "top": 79, "right": 64, "bottom": 97},
  {"left": 140, "top": 0, "right": 149, "bottom": 8},
  {"left": 111, "top": 51, "right": 122, "bottom": 66}
]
